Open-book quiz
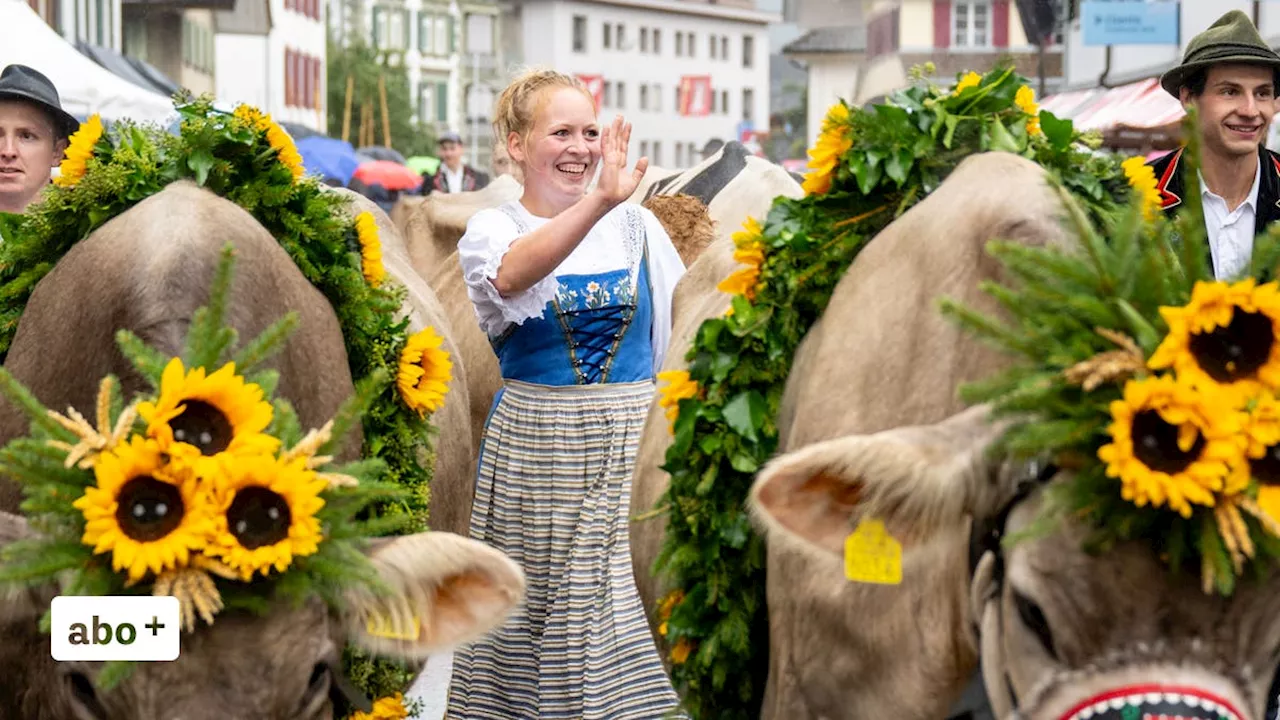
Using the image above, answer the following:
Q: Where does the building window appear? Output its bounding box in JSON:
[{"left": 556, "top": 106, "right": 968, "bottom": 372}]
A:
[
  {"left": 372, "top": 6, "right": 410, "bottom": 50},
  {"left": 742, "top": 88, "right": 754, "bottom": 123},
  {"left": 573, "top": 15, "right": 586, "bottom": 52},
  {"left": 721, "top": 35, "right": 728, "bottom": 60},
  {"left": 640, "top": 26, "right": 648, "bottom": 52},
  {"left": 616, "top": 23, "right": 625, "bottom": 49},
  {"left": 639, "top": 84, "right": 648, "bottom": 110},
  {"left": 640, "top": 140, "right": 649, "bottom": 158},
  {"left": 720, "top": 89, "right": 728, "bottom": 115},
  {"left": 709, "top": 33, "right": 716, "bottom": 59},
  {"left": 603, "top": 22, "right": 612, "bottom": 49},
  {"left": 603, "top": 80, "right": 613, "bottom": 107},
  {"left": 687, "top": 32, "right": 695, "bottom": 57},
  {"left": 653, "top": 28, "right": 661, "bottom": 53},
  {"left": 465, "top": 12, "right": 494, "bottom": 54},
  {"left": 419, "top": 11, "right": 452, "bottom": 56},
  {"left": 674, "top": 85, "right": 680, "bottom": 110},
  {"left": 653, "top": 140, "right": 662, "bottom": 165},
  {"left": 653, "top": 83, "right": 661, "bottom": 111},
  {"left": 954, "top": 0, "right": 990, "bottom": 48},
  {"left": 675, "top": 31, "right": 683, "bottom": 56},
  {"left": 742, "top": 35, "right": 754, "bottom": 68},
  {"left": 616, "top": 81, "right": 626, "bottom": 109},
  {"left": 676, "top": 143, "right": 684, "bottom": 168}
]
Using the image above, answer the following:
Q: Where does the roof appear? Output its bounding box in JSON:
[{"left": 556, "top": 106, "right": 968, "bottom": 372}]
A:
[
  {"left": 782, "top": 27, "right": 866, "bottom": 54},
  {"left": 1040, "top": 77, "right": 1185, "bottom": 133},
  {"left": 214, "top": 0, "right": 271, "bottom": 36},
  {"left": 553, "top": 0, "right": 780, "bottom": 25},
  {"left": 75, "top": 41, "right": 181, "bottom": 96}
]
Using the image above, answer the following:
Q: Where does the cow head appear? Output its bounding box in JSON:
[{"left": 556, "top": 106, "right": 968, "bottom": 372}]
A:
[
  {"left": 0, "top": 511, "right": 523, "bottom": 720},
  {"left": 751, "top": 404, "right": 1280, "bottom": 720}
]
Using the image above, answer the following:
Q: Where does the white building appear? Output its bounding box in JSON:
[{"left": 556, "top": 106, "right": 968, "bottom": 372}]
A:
[
  {"left": 514, "top": 0, "right": 779, "bottom": 169},
  {"left": 216, "top": 0, "right": 327, "bottom": 131}
]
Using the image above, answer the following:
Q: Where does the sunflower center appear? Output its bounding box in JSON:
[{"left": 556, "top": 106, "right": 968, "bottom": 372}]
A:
[
  {"left": 114, "top": 476, "right": 185, "bottom": 542},
  {"left": 1251, "top": 444, "right": 1280, "bottom": 486},
  {"left": 1131, "top": 409, "right": 1206, "bottom": 473},
  {"left": 227, "top": 487, "right": 292, "bottom": 550},
  {"left": 1187, "top": 310, "right": 1274, "bottom": 383},
  {"left": 172, "top": 401, "right": 233, "bottom": 455}
]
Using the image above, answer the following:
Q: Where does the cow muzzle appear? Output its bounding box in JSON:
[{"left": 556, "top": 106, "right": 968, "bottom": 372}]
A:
[
  {"left": 1053, "top": 683, "right": 1246, "bottom": 720},
  {"left": 1019, "top": 666, "right": 1255, "bottom": 720}
]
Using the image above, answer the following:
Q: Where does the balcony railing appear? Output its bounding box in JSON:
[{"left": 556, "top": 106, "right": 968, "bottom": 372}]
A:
[{"left": 122, "top": 0, "right": 237, "bottom": 11}]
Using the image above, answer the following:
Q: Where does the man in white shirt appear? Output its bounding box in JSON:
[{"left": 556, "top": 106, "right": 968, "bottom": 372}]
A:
[
  {"left": 425, "top": 130, "right": 490, "bottom": 194},
  {"left": 1148, "top": 10, "right": 1280, "bottom": 280}
]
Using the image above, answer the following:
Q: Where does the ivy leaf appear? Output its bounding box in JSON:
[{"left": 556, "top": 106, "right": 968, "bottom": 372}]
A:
[
  {"left": 723, "top": 390, "right": 767, "bottom": 443},
  {"left": 987, "top": 118, "right": 1021, "bottom": 153},
  {"left": 885, "top": 148, "right": 914, "bottom": 187},
  {"left": 188, "top": 148, "right": 216, "bottom": 186},
  {"left": 848, "top": 153, "right": 882, "bottom": 195},
  {"left": 1040, "top": 111, "right": 1074, "bottom": 151}
]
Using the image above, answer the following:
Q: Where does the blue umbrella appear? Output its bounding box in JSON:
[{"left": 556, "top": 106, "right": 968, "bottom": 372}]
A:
[{"left": 297, "top": 136, "right": 360, "bottom": 186}]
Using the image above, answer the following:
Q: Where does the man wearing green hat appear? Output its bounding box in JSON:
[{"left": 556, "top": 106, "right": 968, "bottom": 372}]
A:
[{"left": 1149, "top": 9, "right": 1280, "bottom": 280}]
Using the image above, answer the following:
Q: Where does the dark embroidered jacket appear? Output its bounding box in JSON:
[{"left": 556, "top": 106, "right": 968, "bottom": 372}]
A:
[
  {"left": 1147, "top": 146, "right": 1280, "bottom": 278},
  {"left": 427, "top": 164, "right": 490, "bottom": 194}
]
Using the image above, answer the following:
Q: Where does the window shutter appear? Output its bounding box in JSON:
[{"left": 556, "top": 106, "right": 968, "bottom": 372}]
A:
[
  {"left": 436, "top": 81, "right": 448, "bottom": 123},
  {"left": 933, "top": 0, "right": 950, "bottom": 49},
  {"left": 993, "top": 0, "right": 1010, "bottom": 48},
  {"left": 402, "top": 9, "right": 410, "bottom": 49},
  {"left": 372, "top": 7, "right": 382, "bottom": 48},
  {"left": 448, "top": 15, "right": 456, "bottom": 53}
]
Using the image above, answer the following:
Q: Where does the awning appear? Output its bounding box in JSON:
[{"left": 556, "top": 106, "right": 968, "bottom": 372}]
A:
[
  {"left": 1042, "top": 78, "right": 1185, "bottom": 133},
  {"left": 75, "top": 40, "right": 180, "bottom": 97}
]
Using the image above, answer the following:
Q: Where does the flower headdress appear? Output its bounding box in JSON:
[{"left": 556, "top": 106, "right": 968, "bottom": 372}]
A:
[
  {"left": 943, "top": 110, "right": 1280, "bottom": 595},
  {"left": 0, "top": 96, "right": 446, "bottom": 716}
]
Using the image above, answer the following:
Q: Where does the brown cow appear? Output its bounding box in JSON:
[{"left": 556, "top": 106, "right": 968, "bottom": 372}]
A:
[
  {"left": 0, "top": 181, "right": 524, "bottom": 719},
  {"left": 745, "top": 151, "right": 1280, "bottom": 719},
  {"left": 330, "top": 188, "right": 476, "bottom": 536}
]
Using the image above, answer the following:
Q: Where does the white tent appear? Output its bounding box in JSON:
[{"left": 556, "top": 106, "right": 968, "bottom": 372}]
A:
[{"left": 0, "top": 0, "right": 174, "bottom": 126}]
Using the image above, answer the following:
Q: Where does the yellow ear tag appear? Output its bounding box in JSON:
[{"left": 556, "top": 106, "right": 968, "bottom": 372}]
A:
[
  {"left": 365, "top": 612, "right": 422, "bottom": 641},
  {"left": 843, "top": 518, "right": 902, "bottom": 585}
]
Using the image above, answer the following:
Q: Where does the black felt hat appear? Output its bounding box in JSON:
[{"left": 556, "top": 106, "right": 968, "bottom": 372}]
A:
[{"left": 0, "top": 64, "right": 79, "bottom": 138}]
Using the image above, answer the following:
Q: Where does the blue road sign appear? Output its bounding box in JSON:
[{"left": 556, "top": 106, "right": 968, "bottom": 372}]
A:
[{"left": 1081, "top": 1, "right": 1180, "bottom": 46}]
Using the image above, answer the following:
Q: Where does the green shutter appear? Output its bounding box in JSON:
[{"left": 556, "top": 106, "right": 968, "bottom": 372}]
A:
[
  {"left": 418, "top": 12, "right": 427, "bottom": 52},
  {"left": 371, "top": 7, "right": 382, "bottom": 48},
  {"left": 448, "top": 15, "right": 455, "bottom": 53},
  {"left": 401, "top": 9, "right": 410, "bottom": 49},
  {"left": 436, "top": 81, "right": 447, "bottom": 123}
]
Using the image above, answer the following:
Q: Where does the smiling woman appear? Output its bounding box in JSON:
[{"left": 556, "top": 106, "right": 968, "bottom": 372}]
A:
[{"left": 445, "top": 67, "right": 688, "bottom": 719}]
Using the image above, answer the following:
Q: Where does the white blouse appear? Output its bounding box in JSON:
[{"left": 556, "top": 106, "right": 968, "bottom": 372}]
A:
[{"left": 457, "top": 199, "right": 687, "bottom": 374}]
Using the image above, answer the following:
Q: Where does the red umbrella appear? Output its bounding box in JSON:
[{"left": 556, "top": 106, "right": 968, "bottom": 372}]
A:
[{"left": 352, "top": 160, "right": 423, "bottom": 191}]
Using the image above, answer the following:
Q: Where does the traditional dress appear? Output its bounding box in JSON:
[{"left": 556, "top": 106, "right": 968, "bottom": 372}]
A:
[{"left": 446, "top": 198, "right": 686, "bottom": 720}]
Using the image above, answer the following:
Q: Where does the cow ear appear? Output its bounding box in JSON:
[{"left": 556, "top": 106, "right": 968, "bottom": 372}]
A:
[
  {"left": 750, "top": 404, "right": 1010, "bottom": 556},
  {"left": 342, "top": 532, "right": 525, "bottom": 660}
]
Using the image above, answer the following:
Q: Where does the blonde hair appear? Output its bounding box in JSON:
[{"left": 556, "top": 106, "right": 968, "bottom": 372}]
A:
[{"left": 493, "top": 66, "right": 594, "bottom": 149}]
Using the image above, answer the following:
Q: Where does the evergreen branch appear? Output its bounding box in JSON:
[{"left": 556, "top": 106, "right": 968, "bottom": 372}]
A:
[
  {"left": 184, "top": 244, "right": 238, "bottom": 370},
  {"left": 114, "top": 329, "right": 169, "bottom": 390},
  {"left": 231, "top": 312, "right": 299, "bottom": 374}
]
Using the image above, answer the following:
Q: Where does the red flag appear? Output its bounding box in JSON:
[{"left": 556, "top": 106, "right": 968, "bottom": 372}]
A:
[{"left": 576, "top": 74, "right": 604, "bottom": 111}]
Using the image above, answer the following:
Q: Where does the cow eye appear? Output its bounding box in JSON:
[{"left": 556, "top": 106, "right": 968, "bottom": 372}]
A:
[
  {"left": 64, "top": 669, "right": 109, "bottom": 720},
  {"left": 1013, "top": 589, "right": 1059, "bottom": 661},
  {"left": 296, "top": 662, "right": 332, "bottom": 717}
]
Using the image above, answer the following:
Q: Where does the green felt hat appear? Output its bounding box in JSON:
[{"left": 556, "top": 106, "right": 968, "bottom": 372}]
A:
[{"left": 1161, "top": 10, "right": 1280, "bottom": 97}]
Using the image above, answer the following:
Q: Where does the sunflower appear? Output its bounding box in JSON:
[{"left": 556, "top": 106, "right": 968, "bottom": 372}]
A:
[
  {"left": 656, "top": 370, "right": 700, "bottom": 433},
  {"left": 671, "top": 638, "right": 694, "bottom": 665},
  {"left": 718, "top": 217, "right": 766, "bottom": 300},
  {"left": 72, "top": 436, "right": 216, "bottom": 584},
  {"left": 205, "top": 453, "right": 326, "bottom": 580},
  {"left": 1014, "top": 85, "right": 1042, "bottom": 136},
  {"left": 397, "top": 326, "right": 454, "bottom": 416},
  {"left": 234, "top": 105, "right": 304, "bottom": 181},
  {"left": 802, "top": 103, "right": 853, "bottom": 196},
  {"left": 354, "top": 211, "right": 386, "bottom": 288},
  {"left": 1149, "top": 280, "right": 1280, "bottom": 403},
  {"left": 658, "top": 588, "right": 685, "bottom": 636},
  {"left": 348, "top": 693, "right": 410, "bottom": 720},
  {"left": 1098, "top": 375, "right": 1247, "bottom": 517},
  {"left": 137, "top": 358, "right": 279, "bottom": 475},
  {"left": 1121, "top": 155, "right": 1163, "bottom": 221},
  {"left": 54, "top": 114, "right": 104, "bottom": 188},
  {"left": 953, "top": 71, "right": 981, "bottom": 95}
]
